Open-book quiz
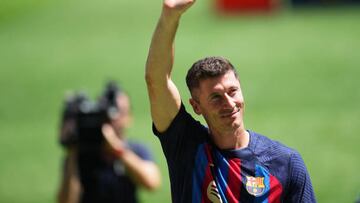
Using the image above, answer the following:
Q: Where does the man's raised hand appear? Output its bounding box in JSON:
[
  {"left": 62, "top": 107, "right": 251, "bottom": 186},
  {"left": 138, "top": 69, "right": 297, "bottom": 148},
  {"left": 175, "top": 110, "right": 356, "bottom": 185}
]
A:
[{"left": 163, "top": 0, "right": 195, "bottom": 16}]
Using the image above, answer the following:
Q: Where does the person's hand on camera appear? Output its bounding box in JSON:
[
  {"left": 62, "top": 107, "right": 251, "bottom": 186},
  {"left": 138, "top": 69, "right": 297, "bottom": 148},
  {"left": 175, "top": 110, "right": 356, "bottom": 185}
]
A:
[{"left": 102, "top": 124, "right": 126, "bottom": 157}]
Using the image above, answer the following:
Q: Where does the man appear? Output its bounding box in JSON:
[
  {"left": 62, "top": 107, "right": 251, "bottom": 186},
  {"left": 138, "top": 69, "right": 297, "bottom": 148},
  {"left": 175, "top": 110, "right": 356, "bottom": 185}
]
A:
[
  {"left": 57, "top": 82, "right": 161, "bottom": 203},
  {"left": 145, "top": 0, "right": 316, "bottom": 202}
]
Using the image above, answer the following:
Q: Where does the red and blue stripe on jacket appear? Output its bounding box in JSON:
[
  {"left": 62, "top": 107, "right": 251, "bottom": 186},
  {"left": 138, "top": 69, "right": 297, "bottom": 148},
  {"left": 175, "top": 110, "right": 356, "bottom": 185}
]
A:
[{"left": 192, "top": 143, "right": 283, "bottom": 203}]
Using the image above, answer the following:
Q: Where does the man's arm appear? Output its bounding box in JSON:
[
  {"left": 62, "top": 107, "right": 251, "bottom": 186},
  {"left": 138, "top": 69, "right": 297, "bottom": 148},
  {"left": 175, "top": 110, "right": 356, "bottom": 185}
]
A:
[
  {"left": 285, "top": 152, "right": 317, "bottom": 202},
  {"left": 57, "top": 149, "right": 82, "bottom": 203},
  {"left": 102, "top": 124, "right": 161, "bottom": 190},
  {"left": 145, "top": 0, "right": 195, "bottom": 133}
]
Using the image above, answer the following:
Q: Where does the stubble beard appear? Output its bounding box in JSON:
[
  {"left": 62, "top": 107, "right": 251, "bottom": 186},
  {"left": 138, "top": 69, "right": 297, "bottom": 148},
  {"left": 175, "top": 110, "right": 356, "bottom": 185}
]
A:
[{"left": 206, "top": 114, "right": 243, "bottom": 138}]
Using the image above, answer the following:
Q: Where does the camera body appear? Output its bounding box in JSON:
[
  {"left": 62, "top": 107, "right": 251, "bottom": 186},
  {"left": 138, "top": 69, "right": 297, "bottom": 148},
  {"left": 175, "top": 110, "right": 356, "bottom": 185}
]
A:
[
  {"left": 60, "top": 82, "right": 120, "bottom": 152},
  {"left": 76, "top": 98, "right": 109, "bottom": 151}
]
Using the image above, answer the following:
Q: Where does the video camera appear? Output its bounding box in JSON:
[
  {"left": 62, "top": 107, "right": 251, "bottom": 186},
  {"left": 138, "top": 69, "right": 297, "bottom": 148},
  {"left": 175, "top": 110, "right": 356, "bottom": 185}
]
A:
[{"left": 59, "top": 81, "right": 121, "bottom": 152}]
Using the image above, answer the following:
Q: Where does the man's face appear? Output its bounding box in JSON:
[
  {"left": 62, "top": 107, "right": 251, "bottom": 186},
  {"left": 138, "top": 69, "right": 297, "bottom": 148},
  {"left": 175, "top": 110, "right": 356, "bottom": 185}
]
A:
[{"left": 190, "top": 71, "right": 245, "bottom": 135}]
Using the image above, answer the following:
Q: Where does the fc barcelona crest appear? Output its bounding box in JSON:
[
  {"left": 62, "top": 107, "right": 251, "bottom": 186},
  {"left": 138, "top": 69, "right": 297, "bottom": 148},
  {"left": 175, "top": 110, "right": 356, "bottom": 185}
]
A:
[{"left": 245, "top": 176, "right": 266, "bottom": 196}]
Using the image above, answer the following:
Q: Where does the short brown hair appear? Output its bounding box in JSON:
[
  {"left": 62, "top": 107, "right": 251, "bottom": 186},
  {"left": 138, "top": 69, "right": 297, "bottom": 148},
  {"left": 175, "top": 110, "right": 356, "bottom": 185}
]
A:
[{"left": 186, "top": 56, "right": 238, "bottom": 93}]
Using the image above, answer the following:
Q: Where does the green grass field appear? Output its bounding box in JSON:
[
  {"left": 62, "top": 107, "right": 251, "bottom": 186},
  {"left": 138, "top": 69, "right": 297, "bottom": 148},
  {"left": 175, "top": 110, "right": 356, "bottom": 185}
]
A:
[{"left": 0, "top": 0, "right": 359, "bottom": 202}]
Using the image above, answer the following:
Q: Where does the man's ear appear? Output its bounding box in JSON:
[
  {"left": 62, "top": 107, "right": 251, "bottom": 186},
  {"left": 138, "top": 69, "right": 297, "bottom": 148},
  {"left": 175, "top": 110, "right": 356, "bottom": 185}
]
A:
[{"left": 189, "top": 98, "right": 202, "bottom": 115}]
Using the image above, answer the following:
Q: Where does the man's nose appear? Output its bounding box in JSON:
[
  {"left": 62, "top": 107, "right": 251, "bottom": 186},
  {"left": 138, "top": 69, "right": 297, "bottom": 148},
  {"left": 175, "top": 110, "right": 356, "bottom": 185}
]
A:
[{"left": 223, "top": 94, "right": 236, "bottom": 109}]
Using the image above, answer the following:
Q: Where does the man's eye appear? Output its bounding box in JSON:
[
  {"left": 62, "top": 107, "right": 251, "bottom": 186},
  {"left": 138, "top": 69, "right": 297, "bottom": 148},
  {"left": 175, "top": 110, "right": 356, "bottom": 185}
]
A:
[
  {"left": 210, "top": 95, "right": 221, "bottom": 101},
  {"left": 228, "top": 89, "right": 237, "bottom": 96}
]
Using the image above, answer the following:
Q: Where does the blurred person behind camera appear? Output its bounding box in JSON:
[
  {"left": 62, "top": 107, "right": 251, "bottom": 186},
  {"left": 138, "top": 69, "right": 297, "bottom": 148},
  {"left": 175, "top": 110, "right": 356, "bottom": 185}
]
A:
[{"left": 57, "top": 82, "right": 161, "bottom": 203}]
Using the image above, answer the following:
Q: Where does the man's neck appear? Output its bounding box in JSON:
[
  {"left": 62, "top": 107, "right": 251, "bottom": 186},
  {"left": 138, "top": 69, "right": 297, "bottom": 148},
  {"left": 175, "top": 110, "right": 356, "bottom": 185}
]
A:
[{"left": 210, "top": 128, "right": 249, "bottom": 150}]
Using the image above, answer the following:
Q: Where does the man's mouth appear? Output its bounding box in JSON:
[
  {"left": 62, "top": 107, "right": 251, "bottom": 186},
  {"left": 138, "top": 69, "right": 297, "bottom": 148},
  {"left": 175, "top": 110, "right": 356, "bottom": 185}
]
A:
[{"left": 220, "top": 108, "right": 240, "bottom": 118}]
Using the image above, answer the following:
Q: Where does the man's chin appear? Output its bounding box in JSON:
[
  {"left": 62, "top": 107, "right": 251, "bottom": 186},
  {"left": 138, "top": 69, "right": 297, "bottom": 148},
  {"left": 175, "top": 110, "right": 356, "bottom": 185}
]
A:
[
  {"left": 220, "top": 122, "right": 241, "bottom": 133},
  {"left": 224, "top": 117, "right": 241, "bottom": 126}
]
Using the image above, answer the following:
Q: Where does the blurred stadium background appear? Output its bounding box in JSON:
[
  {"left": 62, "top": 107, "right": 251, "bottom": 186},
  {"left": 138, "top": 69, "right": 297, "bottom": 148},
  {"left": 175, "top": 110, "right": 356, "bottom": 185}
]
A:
[{"left": 0, "top": 0, "right": 359, "bottom": 202}]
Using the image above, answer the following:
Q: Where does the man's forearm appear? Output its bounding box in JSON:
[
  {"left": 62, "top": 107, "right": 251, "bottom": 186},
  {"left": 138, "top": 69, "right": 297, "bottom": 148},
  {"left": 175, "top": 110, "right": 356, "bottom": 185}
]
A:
[
  {"left": 146, "top": 0, "right": 195, "bottom": 81},
  {"left": 116, "top": 149, "right": 161, "bottom": 190},
  {"left": 145, "top": 9, "right": 181, "bottom": 82}
]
